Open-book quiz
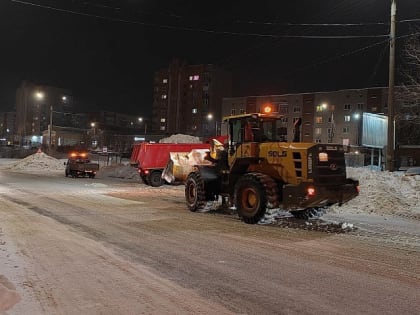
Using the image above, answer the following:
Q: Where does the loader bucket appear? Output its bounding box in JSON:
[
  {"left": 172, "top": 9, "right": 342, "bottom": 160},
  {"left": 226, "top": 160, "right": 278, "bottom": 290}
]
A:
[{"left": 162, "top": 149, "right": 211, "bottom": 184}]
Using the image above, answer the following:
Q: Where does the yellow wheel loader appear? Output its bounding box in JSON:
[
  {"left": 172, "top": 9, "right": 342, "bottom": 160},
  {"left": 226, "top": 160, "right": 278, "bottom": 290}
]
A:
[{"left": 184, "top": 106, "right": 359, "bottom": 224}]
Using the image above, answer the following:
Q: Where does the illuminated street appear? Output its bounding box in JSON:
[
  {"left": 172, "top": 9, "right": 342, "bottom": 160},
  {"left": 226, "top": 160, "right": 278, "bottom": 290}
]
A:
[{"left": 0, "top": 170, "right": 419, "bottom": 314}]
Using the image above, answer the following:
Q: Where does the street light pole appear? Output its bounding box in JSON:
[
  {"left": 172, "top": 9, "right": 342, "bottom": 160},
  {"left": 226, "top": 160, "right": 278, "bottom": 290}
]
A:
[
  {"left": 49, "top": 105, "right": 53, "bottom": 152},
  {"left": 138, "top": 117, "right": 147, "bottom": 141},
  {"left": 386, "top": 0, "right": 397, "bottom": 171}
]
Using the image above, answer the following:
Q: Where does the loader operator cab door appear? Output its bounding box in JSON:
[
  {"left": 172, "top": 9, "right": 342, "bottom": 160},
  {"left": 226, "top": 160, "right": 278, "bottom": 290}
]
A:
[{"left": 228, "top": 118, "right": 255, "bottom": 155}]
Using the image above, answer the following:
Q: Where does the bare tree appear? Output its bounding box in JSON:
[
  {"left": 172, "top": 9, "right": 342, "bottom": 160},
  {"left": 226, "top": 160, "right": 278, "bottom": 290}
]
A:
[{"left": 396, "top": 28, "right": 420, "bottom": 145}]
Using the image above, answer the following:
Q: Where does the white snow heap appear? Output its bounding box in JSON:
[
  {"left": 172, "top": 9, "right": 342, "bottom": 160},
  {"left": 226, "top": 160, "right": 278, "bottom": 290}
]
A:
[
  {"left": 3, "top": 151, "right": 64, "bottom": 173},
  {"left": 159, "top": 134, "right": 201, "bottom": 144},
  {"left": 329, "top": 167, "right": 420, "bottom": 219}
]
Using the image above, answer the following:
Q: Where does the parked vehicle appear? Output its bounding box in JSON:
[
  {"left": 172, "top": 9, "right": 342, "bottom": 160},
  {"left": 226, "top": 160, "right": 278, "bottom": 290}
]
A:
[
  {"left": 64, "top": 151, "right": 99, "bottom": 178},
  {"left": 131, "top": 142, "right": 211, "bottom": 187}
]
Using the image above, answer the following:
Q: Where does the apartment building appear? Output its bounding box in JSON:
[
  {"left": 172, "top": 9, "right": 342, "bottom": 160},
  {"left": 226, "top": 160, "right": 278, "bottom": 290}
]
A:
[
  {"left": 222, "top": 87, "right": 389, "bottom": 147},
  {"left": 152, "top": 59, "right": 232, "bottom": 137}
]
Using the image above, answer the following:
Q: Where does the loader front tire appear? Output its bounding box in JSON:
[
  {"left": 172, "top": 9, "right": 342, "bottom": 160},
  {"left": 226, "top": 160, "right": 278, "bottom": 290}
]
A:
[
  {"left": 234, "top": 173, "right": 268, "bottom": 224},
  {"left": 185, "top": 171, "right": 206, "bottom": 212}
]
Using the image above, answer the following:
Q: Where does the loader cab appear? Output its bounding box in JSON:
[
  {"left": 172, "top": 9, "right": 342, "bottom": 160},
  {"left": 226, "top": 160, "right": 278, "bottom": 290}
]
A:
[{"left": 225, "top": 113, "right": 283, "bottom": 155}]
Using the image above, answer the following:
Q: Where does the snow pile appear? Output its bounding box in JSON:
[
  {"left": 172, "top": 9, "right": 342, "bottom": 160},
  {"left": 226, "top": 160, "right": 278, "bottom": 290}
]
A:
[
  {"left": 329, "top": 167, "right": 420, "bottom": 219},
  {"left": 2, "top": 151, "right": 64, "bottom": 174},
  {"left": 159, "top": 134, "right": 201, "bottom": 143},
  {"left": 96, "top": 165, "right": 140, "bottom": 181}
]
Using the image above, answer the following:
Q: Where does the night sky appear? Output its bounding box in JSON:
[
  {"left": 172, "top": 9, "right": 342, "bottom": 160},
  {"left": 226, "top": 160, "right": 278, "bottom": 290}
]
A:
[{"left": 1, "top": 0, "right": 419, "bottom": 117}]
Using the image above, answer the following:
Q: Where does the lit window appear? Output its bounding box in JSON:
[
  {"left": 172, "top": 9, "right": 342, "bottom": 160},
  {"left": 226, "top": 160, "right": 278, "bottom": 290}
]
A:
[
  {"left": 344, "top": 115, "right": 351, "bottom": 122},
  {"left": 316, "top": 105, "right": 323, "bottom": 112},
  {"left": 192, "top": 108, "right": 198, "bottom": 114},
  {"left": 161, "top": 94, "right": 167, "bottom": 99},
  {"left": 193, "top": 75, "right": 200, "bottom": 81},
  {"left": 162, "top": 78, "right": 168, "bottom": 84},
  {"left": 189, "top": 76, "right": 193, "bottom": 81},
  {"left": 315, "top": 128, "right": 322, "bottom": 135},
  {"left": 160, "top": 126, "right": 166, "bottom": 131},
  {"left": 315, "top": 116, "right": 323, "bottom": 124},
  {"left": 160, "top": 118, "right": 166, "bottom": 123}
]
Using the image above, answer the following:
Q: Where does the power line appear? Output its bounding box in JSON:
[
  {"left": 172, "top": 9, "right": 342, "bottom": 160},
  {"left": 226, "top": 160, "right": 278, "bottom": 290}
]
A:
[
  {"left": 234, "top": 18, "right": 420, "bottom": 27},
  {"left": 278, "top": 39, "right": 389, "bottom": 78},
  {"left": 10, "top": 0, "right": 389, "bottom": 39},
  {"left": 234, "top": 20, "right": 389, "bottom": 27}
]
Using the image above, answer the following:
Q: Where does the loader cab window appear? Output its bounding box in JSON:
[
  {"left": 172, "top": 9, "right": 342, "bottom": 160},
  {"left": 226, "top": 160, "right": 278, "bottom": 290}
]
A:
[{"left": 230, "top": 119, "right": 242, "bottom": 144}]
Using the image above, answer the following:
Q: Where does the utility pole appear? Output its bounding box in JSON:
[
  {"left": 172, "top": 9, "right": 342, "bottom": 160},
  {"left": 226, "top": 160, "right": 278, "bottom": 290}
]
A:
[
  {"left": 49, "top": 105, "right": 53, "bottom": 152},
  {"left": 386, "top": 0, "right": 397, "bottom": 171}
]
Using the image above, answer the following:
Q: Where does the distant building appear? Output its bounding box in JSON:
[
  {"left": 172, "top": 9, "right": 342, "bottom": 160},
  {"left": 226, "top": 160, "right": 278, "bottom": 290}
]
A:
[
  {"left": 222, "top": 87, "right": 389, "bottom": 146},
  {"left": 87, "top": 111, "right": 149, "bottom": 152},
  {"left": 152, "top": 59, "right": 232, "bottom": 138},
  {"left": 15, "top": 80, "right": 76, "bottom": 146},
  {"left": 222, "top": 86, "right": 420, "bottom": 168},
  {"left": 0, "top": 111, "right": 16, "bottom": 145}
]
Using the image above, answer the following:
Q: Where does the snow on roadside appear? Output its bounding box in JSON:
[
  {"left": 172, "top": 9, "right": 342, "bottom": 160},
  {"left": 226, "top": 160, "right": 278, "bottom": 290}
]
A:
[
  {"left": 329, "top": 167, "right": 420, "bottom": 219},
  {"left": 0, "top": 151, "right": 65, "bottom": 174}
]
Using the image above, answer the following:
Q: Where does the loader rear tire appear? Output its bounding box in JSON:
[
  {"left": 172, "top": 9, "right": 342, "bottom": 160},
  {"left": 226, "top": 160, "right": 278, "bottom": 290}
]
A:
[
  {"left": 185, "top": 171, "right": 206, "bottom": 212},
  {"left": 234, "top": 173, "right": 269, "bottom": 224}
]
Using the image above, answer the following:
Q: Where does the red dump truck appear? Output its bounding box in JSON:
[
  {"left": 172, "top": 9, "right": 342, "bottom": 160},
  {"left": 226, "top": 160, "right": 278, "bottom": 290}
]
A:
[{"left": 131, "top": 142, "right": 211, "bottom": 186}]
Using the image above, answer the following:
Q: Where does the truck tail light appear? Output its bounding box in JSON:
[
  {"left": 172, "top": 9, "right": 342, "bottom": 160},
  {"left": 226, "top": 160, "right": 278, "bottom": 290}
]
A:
[{"left": 307, "top": 187, "right": 316, "bottom": 197}]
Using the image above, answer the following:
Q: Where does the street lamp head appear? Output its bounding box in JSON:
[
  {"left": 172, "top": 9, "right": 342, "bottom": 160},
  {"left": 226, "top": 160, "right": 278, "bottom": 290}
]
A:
[
  {"left": 62, "top": 96, "right": 67, "bottom": 101},
  {"left": 138, "top": 117, "right": 143, "bottom": 122},
  {"left": 207, "top": 113, "right": 213, "bottom": 120},
  {"left": 35, "top": 91, "right": 44, "bottom": 100},
  {"left": 353, "top": 113, "right": 361, "bottom": 120},
  {"left": 321, "top": 103, "right": 328, "bottom": 110},
  {"left": 91, "top": 122, "right": 96, "bottom": 128}
]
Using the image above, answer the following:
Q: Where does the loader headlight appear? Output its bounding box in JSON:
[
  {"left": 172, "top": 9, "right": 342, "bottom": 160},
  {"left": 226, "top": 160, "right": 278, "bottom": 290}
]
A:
[{"left": 319, "top": 152, "right": 328, "bottom": 162}]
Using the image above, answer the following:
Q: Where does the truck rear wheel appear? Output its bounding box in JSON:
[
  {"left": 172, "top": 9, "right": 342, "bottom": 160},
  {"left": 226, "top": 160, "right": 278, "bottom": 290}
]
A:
[
  {"left": 235, "top": 173, "right": 278, "bottom": 224},
  {"left": 149, "top": 171, "right": 163, "bottom": 187},
  {"left": 185, "top": 171, "right": 206, "bottom": 212}
]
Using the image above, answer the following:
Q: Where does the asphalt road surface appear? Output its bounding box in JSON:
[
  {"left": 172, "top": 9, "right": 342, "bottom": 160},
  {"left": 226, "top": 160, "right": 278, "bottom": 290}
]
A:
[{"left": 0, "top": 170, "right": 419, "bottom": 314}]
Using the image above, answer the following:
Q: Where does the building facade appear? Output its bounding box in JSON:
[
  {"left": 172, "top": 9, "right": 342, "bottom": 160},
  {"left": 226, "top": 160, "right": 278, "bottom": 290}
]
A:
[
  {"left": 152, "top": 59, "right": 232, "bottom": 138},
  {"left": 0, "top": 112, "right": 16, "bottom": 145},
  {"left": 222, "top": 87, "right": 389, "bottom": 147}
]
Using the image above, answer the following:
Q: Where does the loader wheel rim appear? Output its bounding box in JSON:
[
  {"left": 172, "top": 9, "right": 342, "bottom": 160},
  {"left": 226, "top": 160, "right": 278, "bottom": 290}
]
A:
[
  {"left": 187, "top": 183, "right": 197, "bottom": 203},
  {"left": 240, "top": 187, "right": 259, "bottom": 215}
]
